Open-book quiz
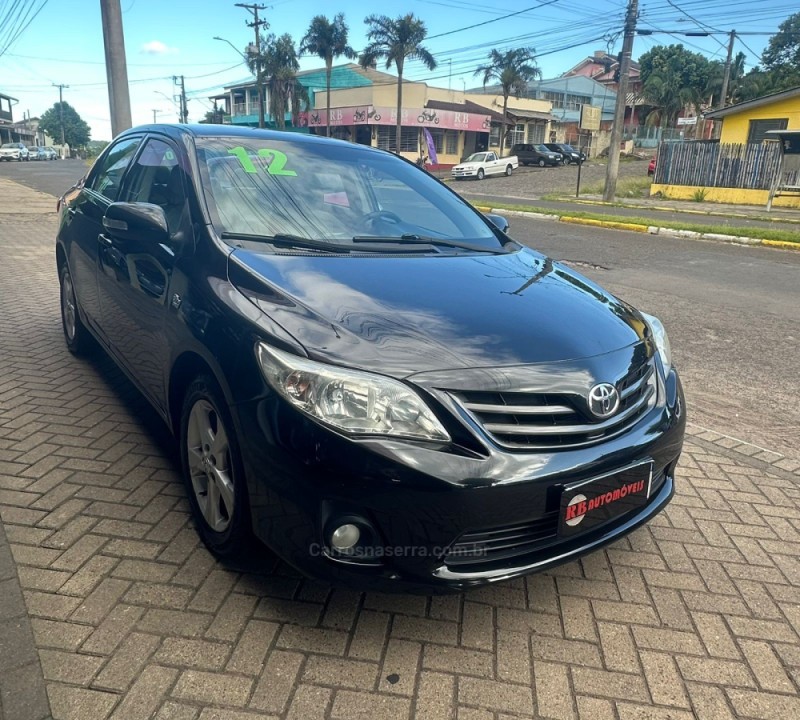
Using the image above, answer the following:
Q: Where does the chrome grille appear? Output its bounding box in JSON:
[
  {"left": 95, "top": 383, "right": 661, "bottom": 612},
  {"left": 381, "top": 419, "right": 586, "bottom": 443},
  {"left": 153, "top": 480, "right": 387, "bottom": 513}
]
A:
[{"left": 452, "top": 360, "right": 657, "bottom": 450}]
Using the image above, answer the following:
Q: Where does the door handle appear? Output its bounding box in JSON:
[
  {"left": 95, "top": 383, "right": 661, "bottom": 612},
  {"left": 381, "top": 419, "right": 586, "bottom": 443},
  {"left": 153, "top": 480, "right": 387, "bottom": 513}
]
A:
[
  {"left": 67, "top": 207, "right": 77, "bottom": 217},
  {"left": 98, "top": 234, "right": 113, "bottom": 247}
]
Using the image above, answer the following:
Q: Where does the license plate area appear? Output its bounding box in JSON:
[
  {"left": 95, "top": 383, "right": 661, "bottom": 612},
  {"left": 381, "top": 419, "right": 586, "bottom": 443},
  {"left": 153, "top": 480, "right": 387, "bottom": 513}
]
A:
[{"left": 558, "top": 461, "right": 654, "bottom": 538}]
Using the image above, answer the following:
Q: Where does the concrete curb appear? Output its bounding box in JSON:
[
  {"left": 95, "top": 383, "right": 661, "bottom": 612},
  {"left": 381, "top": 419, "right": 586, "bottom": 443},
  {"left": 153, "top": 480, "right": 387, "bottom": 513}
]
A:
[{"left": 480, "top": 206, "right": 800, "bottom": 252}]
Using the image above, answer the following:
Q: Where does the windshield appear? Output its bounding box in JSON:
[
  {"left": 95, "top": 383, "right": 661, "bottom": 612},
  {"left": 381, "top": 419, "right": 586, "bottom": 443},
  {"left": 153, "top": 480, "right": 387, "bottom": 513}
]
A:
[
  {"left": 562, "top": 145, "right": 576, "bottom": 152},
  {"left": 196, "top": 137, "right": 501, "bottom": 250},
  {"left": 1, "top": 143, "right": 19, "bottom": 148},
  {"left": 465, "top": 153, "right": 487, "bottom": 163},
  {"left": 534, "top": 145, "right": 550, "bottom": 153}
]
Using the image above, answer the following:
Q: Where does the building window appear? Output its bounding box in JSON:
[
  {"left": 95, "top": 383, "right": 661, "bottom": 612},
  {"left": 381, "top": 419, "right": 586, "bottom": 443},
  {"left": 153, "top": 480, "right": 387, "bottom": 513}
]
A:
[
  {"left": 541, "top": 91, "right": 591, "bottom": 111},
  {"left": 428, "top": 129, "right": 444, "bottom": 153},
  {"left": 489, "top": 123, "right": 501, "bottom": 146},
  {"left": 445, "top": 130, "right": 458, "bottom": 155},
  {"left": 526, "top": 123, "right": 545, "bottom": 144},
  {"left": 747, "top": 118, "right": 788, "bottom": 144},
  {"left": 508, "top": 123, "right": 525, "bottom": 146},
  {"left": 377, "top": 126, "right": 418, "bottom": 152}
]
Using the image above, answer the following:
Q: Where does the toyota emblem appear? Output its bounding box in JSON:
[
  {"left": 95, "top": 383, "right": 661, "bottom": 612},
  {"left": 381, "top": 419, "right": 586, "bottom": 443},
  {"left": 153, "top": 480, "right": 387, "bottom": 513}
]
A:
[{"left": 588, "top": 383, "right": 620, "bottom": 418}]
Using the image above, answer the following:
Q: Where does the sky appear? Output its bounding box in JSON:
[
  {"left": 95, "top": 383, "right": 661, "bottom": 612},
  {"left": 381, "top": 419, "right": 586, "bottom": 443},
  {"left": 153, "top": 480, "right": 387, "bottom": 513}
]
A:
[{"left": 0, "top": 0, "right": 795, "bottom": 141}]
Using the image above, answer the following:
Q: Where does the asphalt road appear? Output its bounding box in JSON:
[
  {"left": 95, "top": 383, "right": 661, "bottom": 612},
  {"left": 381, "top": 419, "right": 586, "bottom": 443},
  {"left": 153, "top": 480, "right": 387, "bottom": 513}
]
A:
[
  {"left": 4, "top": 158, "right": 799, "bottom": 458},
  {"left": 511, "top": 216, "right": 800, "bottom": 460}
]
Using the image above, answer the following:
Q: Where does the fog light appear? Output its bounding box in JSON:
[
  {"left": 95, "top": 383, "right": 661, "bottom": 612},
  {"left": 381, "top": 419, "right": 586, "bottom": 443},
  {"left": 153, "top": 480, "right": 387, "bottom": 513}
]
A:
[{"left": 331, "top": 524, "right": 360, "bottom": 550}]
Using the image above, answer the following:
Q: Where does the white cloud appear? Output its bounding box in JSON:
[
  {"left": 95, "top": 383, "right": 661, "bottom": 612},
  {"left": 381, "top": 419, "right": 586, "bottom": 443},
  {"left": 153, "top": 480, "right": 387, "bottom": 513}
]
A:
[{"left": 140, "top": 40, "right": 178, "bottom": 55}]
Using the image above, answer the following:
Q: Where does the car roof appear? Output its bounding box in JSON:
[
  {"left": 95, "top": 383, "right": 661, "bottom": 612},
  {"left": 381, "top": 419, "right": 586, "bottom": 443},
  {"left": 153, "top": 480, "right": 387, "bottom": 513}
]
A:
[{"left": 115, "top": 123, "right": 383, "bottom": 156}]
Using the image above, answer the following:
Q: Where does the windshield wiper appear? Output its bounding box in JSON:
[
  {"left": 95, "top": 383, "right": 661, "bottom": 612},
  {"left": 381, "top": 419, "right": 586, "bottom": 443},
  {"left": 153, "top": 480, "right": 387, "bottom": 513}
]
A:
[
  {"left": 220, "top": 232, "right": 352, "bottom": 254},
  {"left": 351, "top": 234, "right": 507, "bottom": 254},
  {"left": 221, "top": 231, "right": 450, "bottom": 255}
]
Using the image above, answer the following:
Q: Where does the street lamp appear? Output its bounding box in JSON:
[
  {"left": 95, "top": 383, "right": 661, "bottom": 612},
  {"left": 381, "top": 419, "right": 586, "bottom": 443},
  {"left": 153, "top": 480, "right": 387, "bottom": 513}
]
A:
[{"left": 214, "top": 35, "right": 264, "bottom": 129}]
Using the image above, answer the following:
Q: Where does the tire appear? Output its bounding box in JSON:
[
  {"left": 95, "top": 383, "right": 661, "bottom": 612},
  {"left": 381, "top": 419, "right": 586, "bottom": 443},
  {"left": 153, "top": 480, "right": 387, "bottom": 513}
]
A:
[
  {"left": 538, "top": 159, "right": 545, "bottom": 167},
  {"left": 180, "top": 375, "right": 252, "bottom": 559},
  {"left": 505, "top": 164, "right": 513, "bottom": 176},
  {"left": 476, "top": 169, "right": 484, "bottom": 180},
  {"left": 59, "top": 264, "right": 93, "bottom": 355}
]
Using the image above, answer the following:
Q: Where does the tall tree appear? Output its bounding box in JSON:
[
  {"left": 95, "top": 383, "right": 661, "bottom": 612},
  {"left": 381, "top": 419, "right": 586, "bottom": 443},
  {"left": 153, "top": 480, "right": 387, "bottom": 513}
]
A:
[
  {"left": 762, "top": 12, "right": 800, "bottom": 72},
  {"left": 38, "top": 101, "right": 90, "bottom": 148},
  {"left": 474, "top": 48, "right": 540, "bottom": 156},
  {"left": 300, "top": 14, "right": 357, "bottom": 137},
  {"left": 248, "top": 33, "right": 307, "bottom": 130},
  {"left": 360, "top": 13, "right": 437, "bottom": 154},
  {"left": 639, "top": 45, "right": 710, "bottom": 128}
]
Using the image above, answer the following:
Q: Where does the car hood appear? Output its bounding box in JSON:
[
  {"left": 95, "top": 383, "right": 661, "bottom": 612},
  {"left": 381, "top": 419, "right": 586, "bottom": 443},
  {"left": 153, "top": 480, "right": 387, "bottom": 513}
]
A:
[{"left": 230, "top": 246, "right": 647, "bottom": 378}]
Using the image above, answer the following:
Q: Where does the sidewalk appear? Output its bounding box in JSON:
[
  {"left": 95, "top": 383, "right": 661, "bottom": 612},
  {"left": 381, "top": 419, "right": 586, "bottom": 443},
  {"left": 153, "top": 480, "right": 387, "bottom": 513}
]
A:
[{"left": 2, "top": 178, "right": 800, "bottom": 720}]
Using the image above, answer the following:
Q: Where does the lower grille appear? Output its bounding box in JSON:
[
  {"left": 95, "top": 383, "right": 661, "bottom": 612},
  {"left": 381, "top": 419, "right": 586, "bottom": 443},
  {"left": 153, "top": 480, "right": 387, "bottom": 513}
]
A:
[
  {"left": 451, "top": 359, "right": 657, "bottom": 450},
  {"left": 444, "top": 513, "right": 559, "bottom": 567},
  {"left": 444, "top": 469, "right": 667, "bottom": 570}
]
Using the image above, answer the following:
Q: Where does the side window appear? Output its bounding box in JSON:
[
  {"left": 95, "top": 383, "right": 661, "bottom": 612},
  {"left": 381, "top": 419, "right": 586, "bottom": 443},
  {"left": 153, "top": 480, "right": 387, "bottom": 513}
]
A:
[
  {"left": 123, "top": 138, "right": 187, "bottom": 236},
  {"left": 88, "top": 137, "right": 141, "bottom": 202}
]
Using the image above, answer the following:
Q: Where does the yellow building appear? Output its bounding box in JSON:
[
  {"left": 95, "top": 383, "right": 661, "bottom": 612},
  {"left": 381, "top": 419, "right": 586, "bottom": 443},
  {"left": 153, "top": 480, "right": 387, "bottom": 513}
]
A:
[
  {"left": 652, "top": 86, "right": 800, "bottom": 207},
  {"left": 706, "top": 86, "right": 800, "bottom": 144}
]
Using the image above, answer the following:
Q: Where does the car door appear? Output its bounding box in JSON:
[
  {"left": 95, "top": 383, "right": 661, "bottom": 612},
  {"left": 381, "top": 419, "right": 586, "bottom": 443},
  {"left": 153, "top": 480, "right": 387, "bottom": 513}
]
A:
[
  {"left": 96, "top": 136, "right": 190, "bottom": 413},
  {"left": 60, "top": 136, "right": 142, "bottom": 336},
  {"left": 485, "top": 151, "right": 497, "bottom": 175}
]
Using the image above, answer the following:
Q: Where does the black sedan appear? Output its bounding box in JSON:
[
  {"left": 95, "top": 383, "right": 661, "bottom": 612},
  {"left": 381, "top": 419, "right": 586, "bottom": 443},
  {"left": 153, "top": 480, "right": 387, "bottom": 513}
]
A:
[
  {"left": 510, "top": 143, "right": 563, "bottom": 167},
  {"left": 56, "top": 124, "right": 684, "bottom": 593},
  {"left": 545, "top": 143, "right": 587, "bottom": 164}
]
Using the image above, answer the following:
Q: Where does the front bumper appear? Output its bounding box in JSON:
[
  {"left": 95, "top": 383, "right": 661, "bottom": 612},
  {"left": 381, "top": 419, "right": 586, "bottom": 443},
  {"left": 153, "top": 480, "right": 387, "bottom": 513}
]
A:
[
  {"left": 234, "top": 362, "right": 685, "bottom": 593},
  {"left": 451, "top": 168, "right": 478, "bottom": 178}
]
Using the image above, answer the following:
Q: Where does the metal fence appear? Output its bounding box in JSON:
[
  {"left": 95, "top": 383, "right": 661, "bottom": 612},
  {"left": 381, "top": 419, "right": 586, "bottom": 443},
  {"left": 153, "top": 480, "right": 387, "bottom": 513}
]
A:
[{"left": 653, "top": 141, "right": 781, "bottom": 189}]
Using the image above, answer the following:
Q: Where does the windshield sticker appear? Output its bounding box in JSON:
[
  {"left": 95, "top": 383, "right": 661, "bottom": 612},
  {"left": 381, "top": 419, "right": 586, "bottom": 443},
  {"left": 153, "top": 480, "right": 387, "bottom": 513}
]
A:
[
  {"left": 257, "top": 149, "right": 297, "bottom": 176},
  {"left": 227, "top": 146, "right": 258, "bottom": 174},
  {"left": 227, "top": 146, "right": 297, "bottom": 176}
]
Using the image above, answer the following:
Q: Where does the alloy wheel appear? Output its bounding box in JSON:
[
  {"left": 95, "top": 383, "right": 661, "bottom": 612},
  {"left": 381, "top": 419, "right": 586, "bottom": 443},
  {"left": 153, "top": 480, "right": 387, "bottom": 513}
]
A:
[
  {"left": 61, "top": 272, "right": 77, "bottom": 341},
  {"left": 186, "top": 399, "right": 235, "bottom": 532}
]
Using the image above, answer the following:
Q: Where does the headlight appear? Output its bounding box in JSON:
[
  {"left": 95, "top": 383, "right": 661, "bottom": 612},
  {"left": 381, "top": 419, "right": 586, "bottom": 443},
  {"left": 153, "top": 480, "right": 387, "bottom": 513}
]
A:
[
  {"left": 640, "top": 312, "right": 672, "bottom": 374},
  {"left": 257, "top": 343, "right": 450, "bottom": 442}
]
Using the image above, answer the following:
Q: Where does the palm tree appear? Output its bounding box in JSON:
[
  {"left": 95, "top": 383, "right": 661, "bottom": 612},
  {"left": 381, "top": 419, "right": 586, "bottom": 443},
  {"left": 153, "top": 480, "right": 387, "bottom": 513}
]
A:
[
  {"left": 706, "top": 52, "right": 747, "bottom": 107},
  {"left": 474, "top": 48, "right": 541, "bottom": 157},
  {"left": 249, "top": 33, "right": 305, "bottom": 130},
  {"left": 360, "top": 13, "right": 437, "bottom": 154},
  {"left": 300, "top": 14, "right": 357, "bottom": 137},
  {"left": 642, "top": 71, "right": 701, "bottom": 129}
]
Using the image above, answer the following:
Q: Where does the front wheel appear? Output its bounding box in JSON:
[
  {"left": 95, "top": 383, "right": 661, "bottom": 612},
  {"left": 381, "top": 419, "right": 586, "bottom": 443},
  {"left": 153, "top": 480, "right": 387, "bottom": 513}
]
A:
[
  {"left": 505, "top": 165, "right": 513, "bottom": 176},
  {"left": 181, "top": 376, "right": 252, "bottom": 559},
  {"left": 476, "top": 168, "right": 485, "bottom": 180},
  {"left": 538, "top": 159, "right": 546, "bottom": 167}
]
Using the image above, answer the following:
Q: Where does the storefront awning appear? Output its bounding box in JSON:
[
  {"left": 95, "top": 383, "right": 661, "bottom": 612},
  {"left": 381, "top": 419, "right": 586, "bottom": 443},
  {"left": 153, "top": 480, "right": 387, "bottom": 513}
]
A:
[{"left": 506, "top": 108, "right": 557, "bottom": 122}]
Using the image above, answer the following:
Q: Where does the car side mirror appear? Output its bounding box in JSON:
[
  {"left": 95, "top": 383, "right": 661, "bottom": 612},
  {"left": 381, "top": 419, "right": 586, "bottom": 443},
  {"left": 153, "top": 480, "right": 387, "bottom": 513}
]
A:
[
  {"left": 103, "top": 202, "right": 169, "bottom": 245},
  {"left": 485, "top": 213, "right": 509, "bottom": 233}
]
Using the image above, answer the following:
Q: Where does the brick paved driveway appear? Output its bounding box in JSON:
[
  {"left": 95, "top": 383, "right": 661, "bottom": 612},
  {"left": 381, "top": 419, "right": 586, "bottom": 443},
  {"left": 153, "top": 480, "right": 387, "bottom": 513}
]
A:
[{"left": 1, "top": 186, "right": 799, "bottom": 720}]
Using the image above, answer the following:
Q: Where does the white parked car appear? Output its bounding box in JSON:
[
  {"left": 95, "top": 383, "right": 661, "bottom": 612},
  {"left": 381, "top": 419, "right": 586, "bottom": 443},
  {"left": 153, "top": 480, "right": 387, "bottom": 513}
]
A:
[
  {"left": 0, "top": 142, "right": 30, "bottom": 161},
  {"left": 451, "top": 151, "right": 518, "bottom": 180}
]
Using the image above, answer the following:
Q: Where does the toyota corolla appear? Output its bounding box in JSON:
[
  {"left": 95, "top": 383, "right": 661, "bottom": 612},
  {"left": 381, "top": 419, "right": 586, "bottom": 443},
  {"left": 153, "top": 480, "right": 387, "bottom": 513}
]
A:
[{"left": 55, "top": 124, "right": 685, "bottom": 592}]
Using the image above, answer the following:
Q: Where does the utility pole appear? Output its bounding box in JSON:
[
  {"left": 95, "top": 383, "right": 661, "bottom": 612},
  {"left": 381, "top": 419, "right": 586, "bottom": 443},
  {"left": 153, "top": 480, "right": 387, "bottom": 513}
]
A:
[
  {"left": 603, "top": 0, "right": 638, "bottom": 202},
  {"left": 100, "top": 0, "right": 132, "bottom": 136},
  {"left": 236, "top": 3, "right": 268, "bottom": 129},
  {"left": 719, "top": 30, "right": 736, "bottom": 109},
  {"left": 174, "top": 75, "right": 188, "bottom": 123},
  {"left": 53, "top": 83, "right": 69, "bottom": 146}
]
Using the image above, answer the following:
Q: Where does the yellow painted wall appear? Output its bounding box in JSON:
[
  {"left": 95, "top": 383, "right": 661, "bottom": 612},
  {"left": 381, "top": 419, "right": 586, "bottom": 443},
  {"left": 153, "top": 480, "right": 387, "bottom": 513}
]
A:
[
  {"left": 651, "top": 183, "right": 800, "bottom": 208},
  {"left": 718, "top": 96, "right": 800, "bottom": 144}
]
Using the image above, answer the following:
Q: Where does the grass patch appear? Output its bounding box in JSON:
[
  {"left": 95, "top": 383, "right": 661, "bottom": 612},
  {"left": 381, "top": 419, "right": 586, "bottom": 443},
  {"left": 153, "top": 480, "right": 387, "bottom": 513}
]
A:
[
  {"left": 475, "top": 201, "right": 800, "bottom": 244},
  {"left": 576, "top": 176, "right": 653, "bottom": 198}
]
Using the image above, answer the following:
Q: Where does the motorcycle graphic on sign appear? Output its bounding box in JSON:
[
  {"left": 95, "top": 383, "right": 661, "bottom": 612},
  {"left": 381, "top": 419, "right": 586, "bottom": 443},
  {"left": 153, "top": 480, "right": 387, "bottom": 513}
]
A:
[{"left": 418, "top": 110, "right": 439, "bottom": 124}]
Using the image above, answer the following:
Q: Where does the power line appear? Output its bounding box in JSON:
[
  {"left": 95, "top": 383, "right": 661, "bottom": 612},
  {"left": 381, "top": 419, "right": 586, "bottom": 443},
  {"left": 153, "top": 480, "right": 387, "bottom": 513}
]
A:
[{"left": 428, "top": 0, "right": 562, "bottom": 39}]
